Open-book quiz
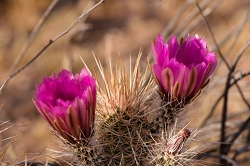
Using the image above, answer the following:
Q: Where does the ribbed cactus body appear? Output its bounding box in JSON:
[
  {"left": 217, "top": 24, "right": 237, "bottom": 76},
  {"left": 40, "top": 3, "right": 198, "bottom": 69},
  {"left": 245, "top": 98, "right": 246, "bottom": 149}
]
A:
[
  {"left": 98, "top": 110, "right": 154, "bottom": 165},
  {"left": 49, "top": 51, "right": 203, "bottom": 166}
]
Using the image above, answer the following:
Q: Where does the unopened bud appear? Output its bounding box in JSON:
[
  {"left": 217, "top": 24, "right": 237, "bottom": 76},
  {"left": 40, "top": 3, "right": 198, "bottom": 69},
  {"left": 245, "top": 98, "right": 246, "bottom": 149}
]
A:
[{"left": 165, "top": 129, "right": 191, "bottom": 156}]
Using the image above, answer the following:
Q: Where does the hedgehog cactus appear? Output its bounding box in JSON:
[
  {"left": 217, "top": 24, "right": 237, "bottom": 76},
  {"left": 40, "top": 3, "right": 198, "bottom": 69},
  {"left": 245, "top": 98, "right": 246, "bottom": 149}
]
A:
[
  {"left": 33, "top": 34, "right": 217, "bottom": 166},
  {"left": 94, "top": 53, "right": 158, "bottom": 165},
  {"left": 151, "top": 34, "right": 217, "bottom": 104},
  {"left": 33, "top": 68, "right": 96, "bottom": 142},
  {"left": 150, "top": 34, "right": 217, "bottom": 129}
]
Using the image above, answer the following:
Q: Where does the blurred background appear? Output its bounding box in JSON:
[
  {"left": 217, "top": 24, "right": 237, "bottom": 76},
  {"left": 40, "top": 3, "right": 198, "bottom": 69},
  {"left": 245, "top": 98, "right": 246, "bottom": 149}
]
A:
[{"left": 0, "top": 0, "right": 250, "bottom": 165}]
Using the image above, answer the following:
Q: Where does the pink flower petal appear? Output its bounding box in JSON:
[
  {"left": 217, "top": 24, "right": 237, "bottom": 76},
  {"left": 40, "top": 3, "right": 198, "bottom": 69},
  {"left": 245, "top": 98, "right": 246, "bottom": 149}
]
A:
[
  {"left": 161, "top": 68, "right": 174, "bottom": 95},
  {"left": 151, "top": 34, "right": 217, "bottom": 102},
  {"left": 33, "top": 69, "right": 96, "bottom": 143}
]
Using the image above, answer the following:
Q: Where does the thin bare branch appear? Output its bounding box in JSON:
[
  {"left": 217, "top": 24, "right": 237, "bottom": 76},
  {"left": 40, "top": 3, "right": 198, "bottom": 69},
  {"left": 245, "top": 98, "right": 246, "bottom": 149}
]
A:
[
  {"left": 201, "top": 10, "right": 250, "bottom": 126},
  {"left": 232, "top": 143, "right": 250, "bottom": 160},
  {"left": 0, "top": 0, "right": 105, "bottom": 89},
  {"left": 195, "top": 1, "right": 250, "bottom": 163},
  {"left": 202, "top": 70, "right": 250, "bottom": 127},
  {"left": 224, "top": 11, "right": 250, "bottom": 57},
  {"left": 219, "top": 39, "right": 250, "bottom": 163},
  {"left": 147, "top": 0, "right": 192, "bottom": 65},
  {"left": 211, "top": 25, "right": 241, "bottom": 52},
  {"left": 194, "top": 0, "right": 230, "bottom": 69},
  {"left": 234, "top": 82, "right": 250, "bottom": 109},
  {"left": 174, "top": 0, "right": 212, "bottom": 35},
  {"left": 179, "top": 0, "right": 224, "bottom": 37},
  {"left": 6, "top": 0, "right": 59, "bottom": 78},
  {"left": 228, "top": 117, "right": 250, "bottom": 148},
  {"left": 194, "top": 4, "right": 229, "bottom": 157},
  {"left": 231, "top": 40, "right": 250, "bottom": 72},
  {"left": 161, "top": 0, "right": 192, "bottom": 39}
]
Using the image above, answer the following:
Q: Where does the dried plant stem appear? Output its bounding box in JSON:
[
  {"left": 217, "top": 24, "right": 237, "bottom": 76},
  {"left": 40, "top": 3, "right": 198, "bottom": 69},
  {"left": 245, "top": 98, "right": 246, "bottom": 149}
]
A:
[
  {"left": 221, "top": 39, "right": 250, "bottom": 148},
  {"left": 202, "top": 10, "right": 250, "bottom": 126},
  {"left": 228, "top": 117, "right": 250, "bottom": 147},
  {"left": 204, "top": 154, "right": 239, "bottom": 166},
  {"left": 220, "top": 41, "right": 250, "bottom": 164},
  {"left": 179, "top": 0, "right": 224, "bottom": 37},
  {"left": 211, "top": 25, "right": 242, "bottom": 52},
  {"left": 224, "top": 11, "right": 250, "bottom": 57},
  {"left": 210, "top": 10, "right": 250, "bottom": 75},
  {"left": 201, "top": 79, "right": 250, "bottom": 128},
  {"left": 0, "top": 141, "right": 13, "bottom": 165},
  {"left": 220, "top": 40, "right": 250, "bottom": 156},
  {"left": 146, "top": 0, "right": 192, "bottom": 66},
  {"left": 0, "top": 0, "right": 58, "bottom": 95},
  {"left": 1, "top": 0, "right": 105, "bottom": 88},
  {"left": 179, "top": 1, "right": 247, "bottom": 127},
  {"left": 232, "top": 143, "right": 250, "bottom": 160},
  {"left": 194, "top": 0, "right": 230, "bottom": 69},
  {"left": 161, "top": 0, "right": 192, "bottom": 39},
  {"left": 230, "top": 71, "right": 250, "bottom": 86},
  {"left": 194, "top": 0, "right": 250, "bottom": 164},
  {"left": 146, "top": 0, "right": 222, "bottom": 83},
  {"left": 6, "top": 0, "right": 59, "bottom": 78},
  {"left": 231, "top": 40, "right": 250, "bottom": 71},
  {"left": 234, "top": 81, "right": 250, "bottom": 109},
  {"left": 202, "top": 70, "right": 250, "bottom": 127},
  {"left": 174, "top": 0, "right": 212, "bottom": 36}
]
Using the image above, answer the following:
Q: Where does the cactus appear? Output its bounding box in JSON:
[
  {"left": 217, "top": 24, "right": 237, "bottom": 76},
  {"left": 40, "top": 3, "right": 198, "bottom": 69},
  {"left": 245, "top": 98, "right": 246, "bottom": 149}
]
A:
[
  {"left": 55, "top": 52, "right": 197, "bottom": 165},
  {"left": 94, "top": 52, "right": 157, "bottom": 165},
  {"left": 33, "top": 34, "right": 217, "bottom": 165}
]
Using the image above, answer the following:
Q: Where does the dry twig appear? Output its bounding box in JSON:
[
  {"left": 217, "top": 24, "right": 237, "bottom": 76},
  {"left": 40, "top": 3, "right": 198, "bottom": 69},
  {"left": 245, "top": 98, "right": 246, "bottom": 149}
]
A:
[{"left": 0, "top": 0, "right": 106, "bottom": 90}]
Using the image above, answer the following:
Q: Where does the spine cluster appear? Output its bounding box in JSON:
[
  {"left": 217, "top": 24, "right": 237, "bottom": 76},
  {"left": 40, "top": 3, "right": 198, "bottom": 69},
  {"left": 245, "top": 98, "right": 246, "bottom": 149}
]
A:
[
  {"left": 66, "top": 54, "right": 195, "bottom": 165},
  {"left": 33, "top": 34, "right": 217, "bottom": 165}
]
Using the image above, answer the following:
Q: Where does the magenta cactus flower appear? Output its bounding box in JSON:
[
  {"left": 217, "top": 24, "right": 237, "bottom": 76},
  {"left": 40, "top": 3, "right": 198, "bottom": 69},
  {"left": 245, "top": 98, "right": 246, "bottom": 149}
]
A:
[
  {"left": 151, "top": 34, "right": 217, "bottom": 103},
  {"left": 33, "top": 69, "right": 96, "bottom": 144}
]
